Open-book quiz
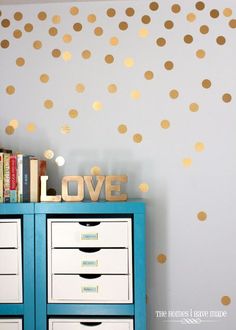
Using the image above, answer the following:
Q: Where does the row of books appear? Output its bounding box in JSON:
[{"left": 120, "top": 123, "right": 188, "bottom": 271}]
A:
[{"left": 0, "top": 148, "right": 47, "bottom": 203}]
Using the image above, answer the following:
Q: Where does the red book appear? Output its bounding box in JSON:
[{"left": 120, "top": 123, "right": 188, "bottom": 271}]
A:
[{"left": 10, "top": 155, "right": 17, "bottom": 202}]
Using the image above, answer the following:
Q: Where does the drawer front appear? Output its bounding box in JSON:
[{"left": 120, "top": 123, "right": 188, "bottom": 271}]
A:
[
  {"left": 0, "top": 275, "right": 22, "bottom": 303},
  {"left": 51, "top": 249, "right": 128, "bottom": 274},
  {"left": 0, "top": 320, "right": 22, "bottom": 330},
  {"left": 51, "top": 275, "right": 129, "bottom": 302},
  {"left": 49, "top": 319, "right": 133, "bottom": 330},
  {"left": 51, "top": 220, "right": 130, "bottom": 248},
  {"left": 0, "top": 222, "right": 18, "bottom": 248},
  {"left": 0, "top": 249, "right": 18, "bottom": 274}
]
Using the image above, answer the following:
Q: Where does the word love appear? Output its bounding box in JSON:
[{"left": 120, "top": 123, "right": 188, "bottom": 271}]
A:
[{"left": 40, "top": 175, "right": 128, "bottom": 202}]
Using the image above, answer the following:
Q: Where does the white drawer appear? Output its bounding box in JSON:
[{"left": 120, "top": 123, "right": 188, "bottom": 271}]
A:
[
  {"left": 50, "top": 274, "right": 130, "bottom": 303},
  {"left": 49, "top": 318, "right": 133, "bottom": 330},
  {"left": 0, "top": 319, "right": 22, "bottom": 330},
  {"left": 51, "top": 248, "right": 128, "bottom": 274},
  {"left": 0, "top": 222, "right": 18, "bottom": 248},
  {"left": 0, "top": 275, "right": 22, "bottom": 303},
  {"left": 0, "top": 249, "right": 18, "bottom": 274},
  {"left": 50, "top": 218, "right": 131, "bottom": 248}
]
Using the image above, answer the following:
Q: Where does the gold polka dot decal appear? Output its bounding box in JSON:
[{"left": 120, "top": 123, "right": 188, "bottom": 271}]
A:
[
  {"left": 82, "top": 50, "right": 91, "bottom": 60},
  {"left": 9, "top": 119, "right": 19, "bottom": 129},
  {"left": 156, "top": 37, "right": 166, "bottom": 47},
  {"left": 189, "top": 103, "right": 199, "bottom": 112},
  {"left": 40, "top": 74, "right": 49, "bottom": 83},
  {"left": 133, "top": 133, "right": 143, "bottom": 143},
  {"left": 229, "top": 19, "right": 236, "bottom": 28},
  {"left": 161, "top": 120, "right": 170, "bottom": 129},
  {"left": 55, "top": 156, "right": 65, "bottom": 167},
  {"left": 5, "top": 125, "right": 15, "bottom": 135},
  {"left": 1, "top": 40, "right": 9, "bottom": 49},
  {"left": 118, "top": 124, "right": 127, "bottom": 134},
  {"left": 16, "top": 57, "right": 25, "bottom": 67},
  {"left": 131, "top": 90, "right": 141, "bottom": 100},
  {"left": 33, "top": 40, "right": 42, "bottom": 49},
  {"left": 26, "top": 123, "right": 36, "bottom": 133},
  {"left": 182, "top": 158, "right": 192, "bottom": 167},
  {"left": 195, "top": 1, "right": 205, "bottom": 10},
  {"left": 221, "top": 296, "right": 231, "bottom": 306},
  {"left": 44, "top": 99, "right": 54, "bottom": 109},
  {"left": 184, "top": 34, "right": 193, "bottom": 44},
  {"left": 76, "top": 83, "right": 85, "bottom": 93},
  {"left": 216, "top": 36, "right": 226, "bottom": 45},
  {"left": 202, "top": 79, "right": 211, "bottom": 88},
  {"left": 157, "top": 254, "right": 167, "bottom": 264},
  {"left": 142, "top": 15, "right": 151, "bottom": 24},
  {"left": 38, "top": 11, "right": 47, "bottom": 21},
  {"left": 196, "top": 49, "right": 206, "bottom": 58},
  {"left": 49, "top": 27, "right": 58, "bottom": 36},
  {"left": 62, "top": 51, "right": 72, "bottom": 61},
  {"left": 90, "top": 166, "right": 101, "bottom": 175},
  {"left": 107, "top": 84, "right": 117, "bottom": 93},
  {"left": 24, "top": 23, "right": 33, "bottom": 32},
  {"left": 172, "top": 4, "right": 181, "bottom": 13},
  {"left": 69, "top": 109, "right": 78, "bottom": 119},
  {"left": 52, "top": 15, "right": 61, "bottom": 24},
  {"left": 60, "top": 125, "right": 71, "bottom": 134},
  {"left": 222, "top": 93, "right": 232, "bottom": 103},
  {"left": 119, "top": 22, "right": 128, "bottom": 31},
  {"left": 73, "top": 23, "right": 83, "bottom": 32},
  {"left": 144, "top": 71, "right": 154, "bottom": 80},
  {"left": 210, "top": 9, "right": 219, "bottom": 19},
  {"left": 139, "top": 183, "right": 149, "bottom": 192},
  {"left": 63, "top": 34, "right": 72, "bottom": 43},
  {"left": 124, "top": 57, "right": 134, "bottom": 68},
  {"left": 44, "top": 149, "right": 54, "bottom": 159},
  {"left": 197, "top": 211, "right": 207, "bottom": 221},
  {"left": 164, "top": 20, "right": 174, "bottom": 29},
  {"left": 92, "top": 101, "right": 103, "bottom": 111},
  {"left": 195, "top": 142, "right": 205, "bottom": 152},
  {"left": 94, "top": 27, "right": 103, "bottom": 36},
  {"left": 149, "top": 2, "right": 159, "bottom": 11},
  {"left": 14, "top": 12, "right": 23, "bottom": 21},
  {"left": 223, "top": 8, "right": 232, "bottom": 17},
  {"left": 6, "top": 85, "right": 15, "bottom": 95},
  {"left": 1, "top": 18, "right": 10, "bottom": 28},
  {"left": 52, "top": 49, "right": 61, "bottom": 58},
  {"left": 200, "top": 25, "right": 209, "bottom": 34},
  {"left": 164, "top": 61, "right": 174, "bottom": 70},
  {"left": 110, "top": 37, "right": 119, "bottom": 46},
  {"left": 105, "top": 54, "right": 114, "bottom": 64},
  {"left": 126, "top": 7, "right": 135, "bottom": 17},
  {"left": 187, "top": 13, "right": 196, "bottom": 22},
  {"left": 139, "top": 28, "right": 149, "bottom": 38},
  {"left": 107, "top": 8, "right": 116, "bottom": 18},
  {"left": 169, "top": 89, "right": 179, "bottom": 99},
  {"left": 87, "top": 14, "right": 96, "bottom": 23},
  {"left": 70, "top": 7, "right": 79, "bottom": 16},
  {"left": 13, "top": 29, "right": 22, "bottom": 39}
]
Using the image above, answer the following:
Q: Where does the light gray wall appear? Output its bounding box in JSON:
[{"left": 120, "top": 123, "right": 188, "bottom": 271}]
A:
[{"left": 1, "top": 1, "right": 236, "bottom": 329}]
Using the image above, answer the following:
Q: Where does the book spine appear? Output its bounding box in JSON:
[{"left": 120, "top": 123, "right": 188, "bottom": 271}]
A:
[
  {"left": 38, "top": 160, "right": 47, "bottom": 201},
  {"left": 10, "top": 155, "right": 17, "bottom": 203},
  {"left": 3, "top": 153, "right": 10, "bottom": 203},
  {"left": 23, "top": 156, "right": 30, "bottom": 202},
  {"left": 0, "top": 153, "right": 3, "bottom": 203},
  {"left": 30, "top": 158, "right": 39, "bottom": 202},
  {"left": 17, "top": 154, "right": 23, "bottom": 203}
]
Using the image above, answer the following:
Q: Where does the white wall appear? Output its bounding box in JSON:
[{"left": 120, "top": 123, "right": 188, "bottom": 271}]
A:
[{"left": 1, "top": 1, "right": 236, "bottom": 329}]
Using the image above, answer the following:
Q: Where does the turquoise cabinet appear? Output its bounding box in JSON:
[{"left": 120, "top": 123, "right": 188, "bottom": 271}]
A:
[{"left": 0, "top": 200, "right": 146, "bottom": 330}]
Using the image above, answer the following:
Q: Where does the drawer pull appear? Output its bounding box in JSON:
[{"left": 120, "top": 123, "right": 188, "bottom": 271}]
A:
[
  {"left": 79, "top": 222, "right": 100, "bottom": 227},
  {"left": 81, "top": 286, "right": 99, "bottom": 293},
  {"left": 79, "top": 274, "right": 101, "bottom": 279},
  {"left": 81, "top": 233, "right": 98, "bottom": 241},
  {"left": 81, "top": 260, "right": 98, "bottom": 267},
  {"left": 79, "top": 248, "right": 101, "bottom": 253},
  {"left": 80, "top": 322, "right": 102, "bottom": 327}
]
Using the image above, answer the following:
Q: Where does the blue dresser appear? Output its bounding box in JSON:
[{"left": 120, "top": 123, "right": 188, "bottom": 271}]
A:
[{"left": 0, "top": 200, "right": 146, "bottom": 330}]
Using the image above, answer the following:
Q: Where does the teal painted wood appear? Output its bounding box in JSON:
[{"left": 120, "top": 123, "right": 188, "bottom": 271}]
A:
[
  {"left": 47, "top": 304, "right": 135, "bottom": 315},
  {"left": 133, "top": 212, "right": 146, "bottom": 330},
  {"left": 35, "top": 214, "right": 47, "bottom": 330},
  {"left": 0, "top": 203, "right": 34, "bottom": 214},
  {"left": 0, "top": 305, "right": 23, "bottom": 315},
  {"left": 35, "top": 199, "right": 145, "bottom": 214},
  {"left": 23, "top": 214, "right": 35, "bottom": 330}
]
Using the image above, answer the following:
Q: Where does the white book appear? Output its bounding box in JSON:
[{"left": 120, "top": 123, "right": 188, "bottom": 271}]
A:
[
  {"left": 17, "top": 154, "right": 23, "bottom": 203},
  {"left": 30, "top": 158, "right": 39, "bottom": 202}
]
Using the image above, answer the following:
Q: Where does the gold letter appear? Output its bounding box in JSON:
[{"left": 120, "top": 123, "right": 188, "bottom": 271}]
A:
[
  {"left": 62, "top": 176, "right": 84, "bottom": 202},
  {"left": 105, "top": 175, "right": 128, "bottom": 201},
  {"left": 40, "top": 176, "right": 62, "bottom": 202},
  {"left": 84, "top": 176, "right": 105, "bottom": 201}
]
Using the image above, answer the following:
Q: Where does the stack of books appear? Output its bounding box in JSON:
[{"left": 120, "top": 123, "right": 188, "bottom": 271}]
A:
[{"left": 0, "top": 148, "right": 47, "bottom": 203}]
